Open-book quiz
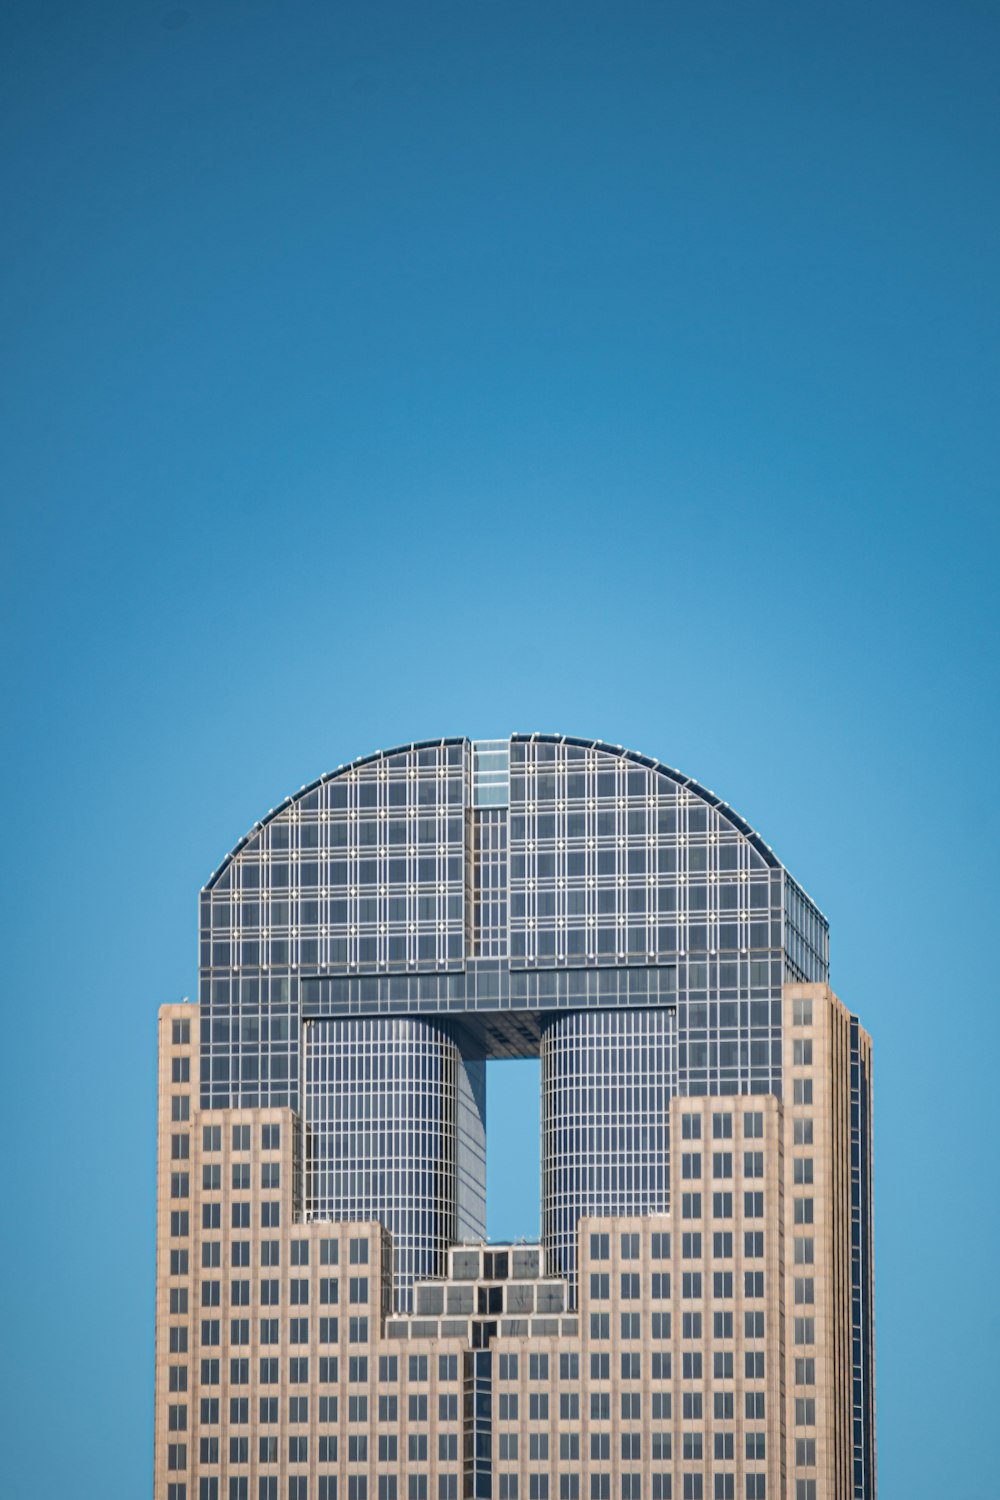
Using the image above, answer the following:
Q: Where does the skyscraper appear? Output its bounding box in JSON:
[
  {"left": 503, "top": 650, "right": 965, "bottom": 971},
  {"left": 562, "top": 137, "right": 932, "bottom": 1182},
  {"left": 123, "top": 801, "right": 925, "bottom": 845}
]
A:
[{"left": 154, "top": 735, "right": 875, "bottom": 1500}]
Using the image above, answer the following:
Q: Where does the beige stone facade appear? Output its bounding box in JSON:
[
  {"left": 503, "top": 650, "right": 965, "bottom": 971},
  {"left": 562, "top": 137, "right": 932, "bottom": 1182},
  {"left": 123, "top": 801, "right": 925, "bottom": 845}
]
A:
[{"left": 154, "top": 986, "right": 873, "bottom": 1500}]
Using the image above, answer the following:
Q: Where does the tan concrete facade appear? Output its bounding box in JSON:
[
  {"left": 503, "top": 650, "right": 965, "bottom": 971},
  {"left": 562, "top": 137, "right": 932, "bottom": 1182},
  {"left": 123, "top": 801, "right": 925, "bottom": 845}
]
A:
[{"left": 154, "top": 987, "right": 873, "bottom": 1500}]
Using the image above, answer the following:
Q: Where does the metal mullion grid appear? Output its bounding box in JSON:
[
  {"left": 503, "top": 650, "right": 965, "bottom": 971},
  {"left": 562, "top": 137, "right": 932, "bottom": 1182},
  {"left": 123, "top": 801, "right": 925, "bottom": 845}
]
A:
[
  {"left": 435, "top": 775, "right": 448, "bottom": 967},
  {"left": 368, "top": 771, "right": 386, "bottom": 971},
  {"left": 406, "top": 765, "right": 419, "bottom": 967}
]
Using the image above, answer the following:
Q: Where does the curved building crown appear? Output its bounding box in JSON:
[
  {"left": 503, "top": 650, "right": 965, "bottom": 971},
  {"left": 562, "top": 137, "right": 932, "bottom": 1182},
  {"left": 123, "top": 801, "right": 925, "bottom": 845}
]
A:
[{"left": 198, "top": 733, "right": 829, "bottom": 1303}]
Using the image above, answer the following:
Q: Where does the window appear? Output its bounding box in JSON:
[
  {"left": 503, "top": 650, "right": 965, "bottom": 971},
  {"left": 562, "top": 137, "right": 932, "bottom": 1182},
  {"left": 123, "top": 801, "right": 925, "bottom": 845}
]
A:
[
  {"left": 792, "top": 998, "right": 813, "bottom": 1025},
  {"left": 682, "top": 1152, "right": 701, "bottom": 1179},
  {"left": 621, "top": 1232, "right": 640, "bottom": 1259},
  {"left": 232, "top": 1125, "right": 251, "bottom": 1151},
  {"left": 743, "top": 1151, "right": 764, "bottom": 1178},
  {"left": 349, "top": 1238, "right": 369, "bottom": 1265},
  {"left": 712, "top": 1192, "right": 732, "bottom": 1218},
  {"left": 262, "top": 1124, "right": 281, "bottom": 1150},
  {"left": 681, "top": 1113, "right": 701, "bottom": 1140},
  {"left": 712, "top": 1112, "right": 733, "bottom": 1139},
  {"left": 262, "top": 1163, "right": 280, "bottom": 1189},
  {"left": 171, "top": 1058, "right": 190, "bottom": 1083},
  {"left": 793, "top": 1118, "right": 813, "bottom": 1145},
  {"left": 590, "top": 1232, "right": 609, "bottom": 1260},
  {"left": 171, "top": 1096, "right": 190, "bottom": 1121},
  {"left": 681, "top": 1193, "right": 701, "bottom": 1219},
  {"left": 793, "top": 1078, "right": 813, "bottom": 1105},
  {"left": 743, "top": 1112, "right": 763, "bottom": 1139},
  {"left": 792, "top": 1039, "right": 813, "bottom": 1066}
]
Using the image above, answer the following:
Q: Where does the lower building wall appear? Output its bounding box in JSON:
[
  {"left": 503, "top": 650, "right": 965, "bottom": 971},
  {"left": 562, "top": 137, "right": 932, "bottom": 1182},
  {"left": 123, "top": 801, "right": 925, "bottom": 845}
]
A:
[{"left": 154, "top": 989, "right": 872, "bottom": 1500}]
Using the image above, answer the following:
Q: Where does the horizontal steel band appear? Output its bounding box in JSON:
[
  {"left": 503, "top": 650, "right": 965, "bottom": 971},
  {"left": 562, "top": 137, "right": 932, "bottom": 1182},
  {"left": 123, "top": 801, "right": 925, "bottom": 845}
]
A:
[{"left": 301, "top": 962, "right": 677, "bottom": 1017}]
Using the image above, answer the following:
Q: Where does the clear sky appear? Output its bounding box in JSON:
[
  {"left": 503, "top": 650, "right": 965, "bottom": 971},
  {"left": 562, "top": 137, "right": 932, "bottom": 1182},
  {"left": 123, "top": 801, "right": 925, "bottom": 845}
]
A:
[{"left": 1, "top": 2, "right": 997, "bottom": 1495}]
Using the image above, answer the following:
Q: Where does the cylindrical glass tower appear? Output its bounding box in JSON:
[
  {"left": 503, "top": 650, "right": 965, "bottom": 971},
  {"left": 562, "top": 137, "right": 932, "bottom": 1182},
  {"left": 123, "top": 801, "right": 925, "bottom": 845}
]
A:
[
  {"left": 303, "top": 1016, "right": 483, "bottom": 1310},
  {"left": 541, "top": 1007, "right": 676, "bottom": 1294}
]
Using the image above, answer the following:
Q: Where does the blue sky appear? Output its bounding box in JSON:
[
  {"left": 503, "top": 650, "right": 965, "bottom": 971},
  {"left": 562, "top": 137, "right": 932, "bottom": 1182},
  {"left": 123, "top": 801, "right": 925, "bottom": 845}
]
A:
[{"left": 1, "top": 2, "right": 997, "bottom": 1495}]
